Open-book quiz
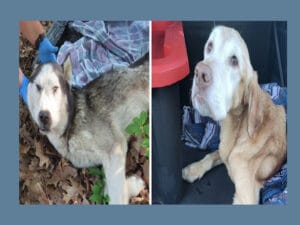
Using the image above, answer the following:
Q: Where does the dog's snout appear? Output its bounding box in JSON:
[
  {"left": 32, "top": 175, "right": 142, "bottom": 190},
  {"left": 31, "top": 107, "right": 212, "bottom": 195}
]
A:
[
  {"left": 39, "top": 110, "right": 50, "bottom": 125},
  {"left": 195, "top": 62, "right": 212, "bottom": 87}
]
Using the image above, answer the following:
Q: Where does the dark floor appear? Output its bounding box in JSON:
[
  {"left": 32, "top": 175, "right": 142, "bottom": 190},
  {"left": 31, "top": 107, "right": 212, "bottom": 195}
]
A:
[{"left": 180, "top": 146, "right": 235, "bottom": 204}]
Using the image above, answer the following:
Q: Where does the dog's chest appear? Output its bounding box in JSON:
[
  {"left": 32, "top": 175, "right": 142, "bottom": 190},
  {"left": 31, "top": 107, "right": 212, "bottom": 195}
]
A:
[
  {"left": 66, "top": 130, "right": 112, "bottom": 168},
  {"left": 47, "top": 131, "right": 110, "bottom": 168},
  {"left": 219, "top": 115, "right": 249, "bottom": 162}
]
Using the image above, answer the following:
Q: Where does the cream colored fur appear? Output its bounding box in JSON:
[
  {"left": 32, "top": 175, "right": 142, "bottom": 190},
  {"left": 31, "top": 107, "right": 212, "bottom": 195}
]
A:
[{"left": 182, "top": 26, "right": 286, "bottom": 204}]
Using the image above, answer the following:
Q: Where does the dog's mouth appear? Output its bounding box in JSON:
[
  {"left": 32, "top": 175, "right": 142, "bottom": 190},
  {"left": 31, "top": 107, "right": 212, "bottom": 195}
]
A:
[
  {"left": 192, "top": 92, "right": 219, "bottom": 120},
  {"left": 195, "top": 93, "right": 206, "bottom": 103},
  {"left": 38, "top": 125, "right": 50, "bottom": 133},
  {"left": 192, "top": 90, "right": 208, "bottom": 106}
]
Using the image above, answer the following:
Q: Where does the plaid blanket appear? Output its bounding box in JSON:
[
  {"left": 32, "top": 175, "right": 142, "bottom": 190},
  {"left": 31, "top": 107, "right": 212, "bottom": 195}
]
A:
[
  {"left": 182, "top": 83, "right": 287, "bottom": 205},
  {"left": 57, "top": 21, "right": 149, "bottom": 87}
]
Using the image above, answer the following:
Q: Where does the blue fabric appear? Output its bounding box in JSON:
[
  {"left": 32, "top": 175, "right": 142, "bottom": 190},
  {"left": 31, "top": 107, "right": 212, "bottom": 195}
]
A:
[
  {"left": 57, "top": 21, "right": 149, "bottom": 87},
  {"left": 20, "top": 38, "right": 57, "bottom": 105},
  {"left": 38, "top": 38, "right": 58, "bottom": 63},
  {"left": 182, "top": 83, "right": 287, "bottom": 204},
  {"left": 19, "top": 75, "right": 29, "bottom": 105},
  {"left": 182, "top": 107, "right": 220, "bottom": 151},
  {"left": 260, "top": 164, "right": 287, "bottom": 204}
]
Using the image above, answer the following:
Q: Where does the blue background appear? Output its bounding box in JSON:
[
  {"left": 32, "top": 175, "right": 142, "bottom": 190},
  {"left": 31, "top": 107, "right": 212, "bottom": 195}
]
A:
[{"left": 0, "top": 0, "right": 298, "bottom": 224}]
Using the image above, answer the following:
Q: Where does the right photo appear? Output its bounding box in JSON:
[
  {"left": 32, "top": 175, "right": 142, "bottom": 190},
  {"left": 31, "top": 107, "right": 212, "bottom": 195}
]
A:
[{"left": 151, "top": 21, "right": 287, "bottom": 205}]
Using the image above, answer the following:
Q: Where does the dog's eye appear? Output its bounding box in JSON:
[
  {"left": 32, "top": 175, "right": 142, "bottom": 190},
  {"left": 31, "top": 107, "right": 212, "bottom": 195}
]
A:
[
  {"left": 230, "top": 55, "right": 239, "bottom": 66},
  {"left": 52, "top": 86, "right": 58, "bottom": 94},
  {"left": 36, "top": 84, "right": 41, "bottom": 92},
  {"left": 207, "top": 42, "right": 213, "bottom": 53}
]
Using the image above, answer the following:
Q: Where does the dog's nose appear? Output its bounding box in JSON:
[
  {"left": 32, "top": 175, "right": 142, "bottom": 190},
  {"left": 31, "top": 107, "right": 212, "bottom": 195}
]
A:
[
  {"left": 39, "top": 110, "right": 50, "bottom": 126},
  {"left": 194, "top": 62, "right": 212, "bottom": 87}
]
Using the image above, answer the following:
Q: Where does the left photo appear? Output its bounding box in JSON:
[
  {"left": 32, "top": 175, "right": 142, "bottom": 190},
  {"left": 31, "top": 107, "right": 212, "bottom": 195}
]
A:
[{"left": 19, "top": 21, "right": 150, "bottom": 205}]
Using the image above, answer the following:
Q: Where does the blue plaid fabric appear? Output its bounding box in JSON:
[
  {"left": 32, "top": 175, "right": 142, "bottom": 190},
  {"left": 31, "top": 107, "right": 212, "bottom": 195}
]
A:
[
  {"left": 57, "top": 21, "right": 149, "bottom": 87},
  {"left": 182, "top": 83, "right": 287, "bottom": 204}
]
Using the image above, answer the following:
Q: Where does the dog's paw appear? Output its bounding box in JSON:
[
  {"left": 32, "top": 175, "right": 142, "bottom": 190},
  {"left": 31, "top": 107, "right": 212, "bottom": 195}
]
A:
[
  {"left": 182, "top": 162, "right": 205, "bottom": 183},
  {"left": 127, "top": 175, "right": 145, "bottom": 198}
]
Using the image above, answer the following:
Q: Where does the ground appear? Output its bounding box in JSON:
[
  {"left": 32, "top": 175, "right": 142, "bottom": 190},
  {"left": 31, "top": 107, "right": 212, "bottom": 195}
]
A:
[{"left": 19, "top": 21, "right": 149, "bottom": 205}]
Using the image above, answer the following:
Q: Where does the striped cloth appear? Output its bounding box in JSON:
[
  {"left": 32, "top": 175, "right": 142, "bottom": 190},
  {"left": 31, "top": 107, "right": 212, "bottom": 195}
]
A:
[{"left": 182, "top": 83, "right": 287, "bottom": 205}]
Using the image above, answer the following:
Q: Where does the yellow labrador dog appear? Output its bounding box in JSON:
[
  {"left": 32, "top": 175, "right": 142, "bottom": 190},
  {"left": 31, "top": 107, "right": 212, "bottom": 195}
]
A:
[{"left": 182, "top": 26, "right": 286, "bottom": 204}]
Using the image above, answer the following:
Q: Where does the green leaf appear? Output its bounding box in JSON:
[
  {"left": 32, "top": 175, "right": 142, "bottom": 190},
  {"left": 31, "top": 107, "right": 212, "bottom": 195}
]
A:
[
  {"left": 141, "top": 138, "right": 149, "bottom": 148},
  {"left": 143, "top": 124, "right": 149, "bottom": 136},
  {"left": 88, "top": 167, "right": 102, "bottom": 177},
  {"left": 135, "top": 124, "right": 141, "bottom": 134},
  {"left": 140, "top": 111, "right": 147, "bottom": 124},
  {"left": 88, "top": 167, "right": 109, "bottom": 204},
  {"left": 135, "top": 127, "right": 142, "bottom": 136},
  {"left": 89, "top": 193, "right": 101, "bottom": 204},
  {"left": 99, "top": 169, "right": 106, "bottom": 180},
  {"left": 89, "top": 180, "right": 109, "bottom": 204},
  {"left": 145, "top": 148, "right": 150, "bottom": 158},
  {"left": 92, "top": 183, "right": 101, "bottom": 194},
  {"left": 103, "top": 195, "right": 110, "bottom": 205},
  {"left": 125, "top": 123, "right": 136, "bottom": 135},
  {"left": 133, "top": 117, "right": 141, "bottom": 126}
]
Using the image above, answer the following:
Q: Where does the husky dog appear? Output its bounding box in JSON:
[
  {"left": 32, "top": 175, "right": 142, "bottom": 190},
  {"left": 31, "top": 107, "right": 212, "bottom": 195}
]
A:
[{"left": 27, "top": 58, "right": 149, "bottom": 204}]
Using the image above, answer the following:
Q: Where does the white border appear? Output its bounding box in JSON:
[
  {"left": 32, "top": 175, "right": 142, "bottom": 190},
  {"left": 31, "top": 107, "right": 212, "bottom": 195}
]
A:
[{"left": 148, "top": 20, "right": 152, "bottom": 205}]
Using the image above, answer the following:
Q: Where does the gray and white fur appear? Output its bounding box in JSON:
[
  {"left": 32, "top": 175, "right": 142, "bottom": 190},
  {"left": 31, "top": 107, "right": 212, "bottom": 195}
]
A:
[{"left": 27, "top": 58, "right": 149, "bottom": 204}]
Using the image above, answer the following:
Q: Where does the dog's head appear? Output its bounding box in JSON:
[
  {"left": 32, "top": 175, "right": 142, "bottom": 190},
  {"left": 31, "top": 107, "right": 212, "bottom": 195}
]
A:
[
  {"left": 27, "top": 58, "right": 73, "bottom": 135},
  {"left": 191, "top": 26, "right": 254, "bottom": 121}
]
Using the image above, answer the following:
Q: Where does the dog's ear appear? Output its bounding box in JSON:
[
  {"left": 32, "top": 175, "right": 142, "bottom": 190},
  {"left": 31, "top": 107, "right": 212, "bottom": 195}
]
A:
[
  {"left": 244, "top": 72, "right": 264, "bottom": 139},
  {"left": 63, "top": 56, "right": 72, "bottom": 86}
]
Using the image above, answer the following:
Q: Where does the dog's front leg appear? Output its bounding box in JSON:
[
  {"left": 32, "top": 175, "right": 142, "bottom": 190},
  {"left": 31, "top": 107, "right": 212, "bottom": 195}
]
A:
[
  {"left": 103, "top": 143, "right": 128, "bottom": 205},
  {"left": 182, "top": 151, "right": 223, "bottom": 183},
  {"left": 231, "top": 168, "right": 260, "bottom": 204}
]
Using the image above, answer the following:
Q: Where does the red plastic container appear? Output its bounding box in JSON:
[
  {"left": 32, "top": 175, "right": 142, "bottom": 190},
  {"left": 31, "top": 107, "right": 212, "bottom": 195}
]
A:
[{"left": 152, "top": 21, "right": 190, "bottom": 88}]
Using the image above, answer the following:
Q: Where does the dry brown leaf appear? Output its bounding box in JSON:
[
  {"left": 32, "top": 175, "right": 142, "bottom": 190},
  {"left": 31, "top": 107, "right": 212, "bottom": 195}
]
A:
[
  {"left": 130, "top": 188, "right": 149, "bottom": 204},
  {"left": 19, "top": 125, "right": 34, "bottom": 146},
  {"left": 80, "top": 196, "right": 90, "bottom": 205},
  {"left": 45, "top": 185, "right": 65, "bottom": 204},
  {"left": 22, "top": 174, "right": 48, "bottom": 204},
  {"left": 61, "top": 159, "right": 78, "bottom": 178},
  {"left": 142, "top": 160, "right": 149, "bottom": 186},
  {"left": 35, "top": 140, "right": 51, "bottom": 168},
  {"left": 47, "top": 159, "right": 77, "bottom": 187},
  {"left": 62, "top": 183, "right": 79, "bottom": 203},
  {"left": 61, "top": 178, "right": 85, "bottom": 204},
  {"left": 28, "top": 157, "right": 39, "bottom": 171},
  {"left": 19, "top": 144, "right": 30, "bottom": 155}
]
